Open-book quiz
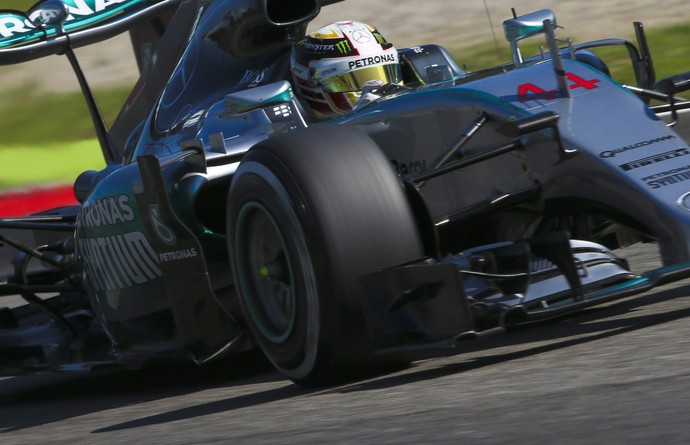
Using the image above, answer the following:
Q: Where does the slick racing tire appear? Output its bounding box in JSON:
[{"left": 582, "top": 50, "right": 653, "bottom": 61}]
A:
[{"left": 227, "top": 125, "right": 423, "bottom": 387}]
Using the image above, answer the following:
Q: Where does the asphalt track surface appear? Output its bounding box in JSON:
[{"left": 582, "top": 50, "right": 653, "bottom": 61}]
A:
[{"left": 2, "top": 239, "right": 690, "bottom": 444}]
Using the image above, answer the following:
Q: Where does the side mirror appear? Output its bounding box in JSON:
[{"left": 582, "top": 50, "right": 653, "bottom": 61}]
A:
[
  {"left": 224, "top": 80, "right": 296, "bottom": 115},
  {"left": 503, "top": 9, "right": 556, "bottom": 43},
  {"left": 503, "top": 9, "right": 557, "bottom": 67}
]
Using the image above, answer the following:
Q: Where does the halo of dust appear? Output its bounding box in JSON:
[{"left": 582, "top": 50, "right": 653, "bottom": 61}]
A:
[{"left": 1, "top": 0, "right": 688, "bottom": 94}]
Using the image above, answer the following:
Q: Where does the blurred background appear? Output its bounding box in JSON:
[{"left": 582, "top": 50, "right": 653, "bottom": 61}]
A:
[{"left": 0, "top": 0, "right": 688, "bottom": 212}]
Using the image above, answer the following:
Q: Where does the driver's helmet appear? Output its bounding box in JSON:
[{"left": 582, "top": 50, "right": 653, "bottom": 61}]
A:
[{"left": 291, "top": 21, "right": 401, "bottom": 119}]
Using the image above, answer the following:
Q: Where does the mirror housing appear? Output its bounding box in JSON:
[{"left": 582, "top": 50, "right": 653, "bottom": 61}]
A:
[
  {"left": 225, "top": 80, "right": 296, "bottom": 115},
  {"left": 503, "top": 9, "right": 556, "bottom": 43},
  {"left": 503, "top": 9, "right": 557, "bottom": 67}
]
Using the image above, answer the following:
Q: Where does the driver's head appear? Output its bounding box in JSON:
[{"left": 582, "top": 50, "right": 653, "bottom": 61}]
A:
[{"left": 291, "top": 21, "right": 401, "bottom": 119}]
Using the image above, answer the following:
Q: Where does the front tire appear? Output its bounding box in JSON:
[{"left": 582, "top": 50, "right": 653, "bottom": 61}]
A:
[{"left": 227, "top": 125, "right": 424, "bottom": 386}]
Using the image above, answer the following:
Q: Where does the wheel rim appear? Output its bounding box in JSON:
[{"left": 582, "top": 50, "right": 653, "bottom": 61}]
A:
[{"left": 235, "top": 201, "right": 296, "bottom": 344}]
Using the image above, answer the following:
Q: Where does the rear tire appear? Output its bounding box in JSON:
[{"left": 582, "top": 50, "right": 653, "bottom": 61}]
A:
[{"left": 227, "top": 125, "right": 423, "bottom": 386}]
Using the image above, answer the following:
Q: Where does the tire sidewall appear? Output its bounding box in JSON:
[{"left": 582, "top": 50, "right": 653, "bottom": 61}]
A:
[
  {"left": 229, "top": 161, "right": 327, "bottom": 381},
  {"left": 228, "top": 125, "right": 424, "bottom": 385}
]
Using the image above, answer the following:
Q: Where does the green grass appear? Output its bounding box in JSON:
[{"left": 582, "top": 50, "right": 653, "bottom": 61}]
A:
[
  {"left": 0, "top": 85, "right": 128, "bottom": 190},
  {"left": 0, "top": 139, "right": 105, "bottom": 190},
  {"left": 0, "top": 85, "right": 132, "bottom": 146},
  {"left": 5, "top": 0, "right": 41, "bottom": 11},
  {"left": 457, "top": 22, "right": 690, "bottom": 85}
]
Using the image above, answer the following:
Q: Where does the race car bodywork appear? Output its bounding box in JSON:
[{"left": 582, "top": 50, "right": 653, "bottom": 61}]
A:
[{"left": 2, "top": 0, "right": 690, "bottom": 386}]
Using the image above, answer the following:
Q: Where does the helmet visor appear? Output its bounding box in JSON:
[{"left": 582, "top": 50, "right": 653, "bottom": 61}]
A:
[{"left": 319, "top": 64, "right": 402, "bottom": 93}]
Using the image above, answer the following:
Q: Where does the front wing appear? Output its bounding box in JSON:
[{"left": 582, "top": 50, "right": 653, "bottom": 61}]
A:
[{"left": 361, "top": 233, "right": 690, "bottom": 354}]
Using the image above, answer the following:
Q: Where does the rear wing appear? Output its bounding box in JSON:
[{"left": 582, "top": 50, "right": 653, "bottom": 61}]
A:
[
  {"left": 0, "top": 0, "right": 346, "bottom": 65},
  {"left": 0, "top": 0, "right": 182, "bottom": 65}
]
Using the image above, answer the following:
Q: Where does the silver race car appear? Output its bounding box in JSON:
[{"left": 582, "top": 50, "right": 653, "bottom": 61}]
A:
[{"left": 1, "top": 0, "right": 690, "bottom": 386}]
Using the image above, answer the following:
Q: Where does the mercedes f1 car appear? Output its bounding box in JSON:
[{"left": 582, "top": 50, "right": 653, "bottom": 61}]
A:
[{"left": 2, "top": 0, "right": 690, "bottom": 386}]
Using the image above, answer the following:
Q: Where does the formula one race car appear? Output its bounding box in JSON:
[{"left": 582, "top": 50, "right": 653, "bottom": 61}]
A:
[{"left": 2, "top": 0, "right": 690, "bottom": 387}]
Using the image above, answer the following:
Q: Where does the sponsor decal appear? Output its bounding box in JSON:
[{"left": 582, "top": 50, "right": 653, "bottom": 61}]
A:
[
  {"left": 641, "top": 164, "right": 690, "bottom": 189},
  {"left": 619, "top": 148, "right": 690, "bottom": 171},
  {"left": 392, "top": 159, "right": 426, "bottom": 175},
  {"left": 517, "top": 73, "right": 600, "bottom": 102},
  {"left": 319, "top": 67, "right": 337, "bottom": 77},
  {"left": 77, "top": 192, "right": 204, "bottom": 291},
  {"left": 144, "top": 203, "right": 200, "bottom": 264},
  {"left": 677, "top": 191, "right": 690, "bottom": 212},
  {"left": 81, "top": 194, "right": 134, "bottom": 228},
  {"left": 0, "top": 14, "right": 31, "bottom": 39},
  {"left": 78, "top": 194, "right": 160, "bottom": 291},
  {"left": 600, "top": 135, "right": 677, "bottom": 158},
  {"left": 351, "top": 29, "right": 371, "bottom": 44},
  {"left": 335, "top": 40, "right": 352, "bottom": 54},
  {"left": 303, "top": 42, "right": 335, "bottom": 52},
  {"left": 374, "top": 32, "right": 387, "bottom": 45},
  {"left": 77, "top": 231, "right": 162, "bottom": 291},
  {"left": 239, "top": 68, "right": 268, "bottom": 87},
  {"left": 69, "top": 0, "right": 133, "bottom": 14},
  {"left": 348, "top": 53, "right": 396, "bottom": 70},
  {"left": 1, "top": 0, "right": 144, "bottom": 47},
  {"left": 159, "top": 248, "right": 197, "bottom": 263},
  {"left": 149, "top": 204, "right": 177, "bottom": 246}
]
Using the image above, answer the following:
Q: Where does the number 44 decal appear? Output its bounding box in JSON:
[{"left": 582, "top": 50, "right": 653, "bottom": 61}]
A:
[{"left": 518, "top": 73, "right": 600, "bottom": 102}]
